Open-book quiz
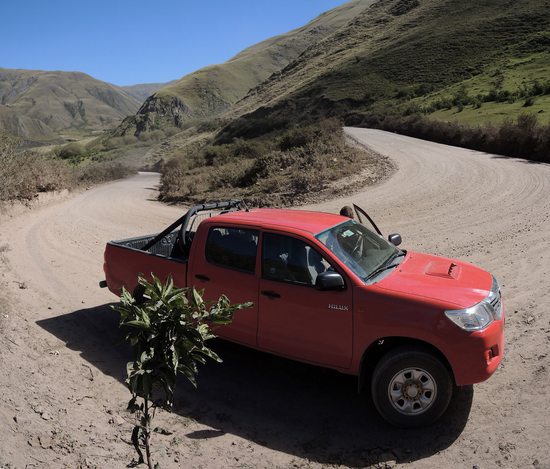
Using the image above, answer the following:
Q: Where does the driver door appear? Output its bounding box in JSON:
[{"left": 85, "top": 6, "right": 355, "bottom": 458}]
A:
[{"left": 257, "top": 232, "right": 353, "bottom": 369}]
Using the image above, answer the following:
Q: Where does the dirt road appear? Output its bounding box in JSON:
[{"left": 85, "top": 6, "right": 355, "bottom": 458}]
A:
[{"left": 1, "top": 128, "right": 549, "bottom": 468}]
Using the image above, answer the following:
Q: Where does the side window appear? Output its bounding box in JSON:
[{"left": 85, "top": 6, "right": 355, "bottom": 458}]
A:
[
  {"left": 206, "top": 227, "right": 259, "bottom": 273},
  {"left": 262, "top": 233, "right": 332, "bottom": 286}
]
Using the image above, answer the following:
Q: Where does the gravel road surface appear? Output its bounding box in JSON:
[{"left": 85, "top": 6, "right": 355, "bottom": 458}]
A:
[{"left": 1, "top": 128, "right": 548, "bottom": 468}]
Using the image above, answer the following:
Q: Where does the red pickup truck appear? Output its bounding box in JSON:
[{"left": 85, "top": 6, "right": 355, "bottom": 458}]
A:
[{"left": 102, "top": 200, "right": 504, "bottom": 427}]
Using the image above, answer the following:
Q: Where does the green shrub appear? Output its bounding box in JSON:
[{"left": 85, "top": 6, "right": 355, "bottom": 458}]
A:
[
  {"left": 278, "top": 127, "right": 319, "bottom": 151},
  {"left": 114, "top": 275, "right": 251, "bottom": 468},
  {"left": 239, "top": 150, "right": 294, "bottom": 187},
  {"left": 57, "top": 142, "right": 86, "bottom": 159},
  {"left": 203, "top": 145, "right": 233, "bottom": 166},
  {"left": 523, "top": 96, "right": 535, "bottom": 107}
]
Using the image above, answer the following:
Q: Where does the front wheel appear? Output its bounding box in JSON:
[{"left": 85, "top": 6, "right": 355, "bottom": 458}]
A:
[{"left": 371, "top": 346, "right": 453, "bottom": 427}]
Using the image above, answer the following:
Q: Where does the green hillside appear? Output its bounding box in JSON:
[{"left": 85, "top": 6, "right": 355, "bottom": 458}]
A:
[
  {"left": 223, "top": 0, "right": 550, "bottom": 136},
  {"left": 115, "top": 0, "right": 374, "bottom": 136},
  {"left": 0, "top": 68, "right": 142, "bottom": 143}
]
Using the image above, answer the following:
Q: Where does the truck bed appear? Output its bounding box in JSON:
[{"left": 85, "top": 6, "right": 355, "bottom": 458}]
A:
[
  {"left": 103, "top": 200, "right": 245, "bottom": 297},
  {"left": 104, "top": 230, "right": 188, "bottom": 296},
  {"left": 110, "top": 230, "right": 180, "bottom": 258}
]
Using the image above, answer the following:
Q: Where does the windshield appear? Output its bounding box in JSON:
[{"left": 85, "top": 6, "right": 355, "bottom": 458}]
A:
[{"left": 315, "top": 220, "right": 399, "bottom": 281}]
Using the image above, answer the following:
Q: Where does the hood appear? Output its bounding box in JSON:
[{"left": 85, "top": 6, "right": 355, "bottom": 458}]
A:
[{"left": 376, "top": 251, "right": 492, "bottom": 309}]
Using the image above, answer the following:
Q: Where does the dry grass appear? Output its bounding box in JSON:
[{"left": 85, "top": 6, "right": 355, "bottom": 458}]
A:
[
  {"left": 76, "top": 161, "right": 133, "bottom": 185},
  {"left": 0, "top": 136, "right": 75, "bottom": 201},
  {"left": 159, "top": 119, "right": 391, "bottom": 206},
  {"left": 0, "top": 134, "right": 135, "bottom": 202}
]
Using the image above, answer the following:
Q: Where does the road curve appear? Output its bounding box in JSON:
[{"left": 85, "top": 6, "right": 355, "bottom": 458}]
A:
[{"left": 1, "top": 128, "right": 549, "bottom": 467}]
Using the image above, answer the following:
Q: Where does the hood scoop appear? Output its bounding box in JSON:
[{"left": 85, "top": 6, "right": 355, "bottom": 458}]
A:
[{"left": 425, "top": 261, "right": 460, "bottom": 279}]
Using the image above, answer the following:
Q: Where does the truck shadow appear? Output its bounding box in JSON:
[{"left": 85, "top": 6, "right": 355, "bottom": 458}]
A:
[{"left": 38, "top": 303, "right": 473, "bottom": 467}]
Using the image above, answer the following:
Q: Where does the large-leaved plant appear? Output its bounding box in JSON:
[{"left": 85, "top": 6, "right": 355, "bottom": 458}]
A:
[{"left": 113, "top": 275, "right": 251, "bottom": 468}]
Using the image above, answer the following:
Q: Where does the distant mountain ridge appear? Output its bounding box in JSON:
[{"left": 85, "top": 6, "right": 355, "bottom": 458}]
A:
[
  {"left": 0, "top": 68, "right": 142, "bottom": 142},
  {"left": 120, "top": 82, "right": 172, "bottom": 102},
  {"left": 115, "top": 0, "right": 374, "bottom": 136}
]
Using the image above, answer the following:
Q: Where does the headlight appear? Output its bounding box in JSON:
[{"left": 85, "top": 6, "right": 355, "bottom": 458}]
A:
[
  {"left": 445, "top": 275, "right": 502, "bottom": 331},
  {"left": 445, "top": 302, "right": 494, "bottom": 331}
]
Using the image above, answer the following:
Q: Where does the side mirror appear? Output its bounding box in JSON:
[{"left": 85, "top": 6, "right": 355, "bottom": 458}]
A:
[
  {"left": 315, "top": 271, "right": 345, "bottom": 291},
  {"left": 388, "top": 233, "right": 402, "bottom": 246}
]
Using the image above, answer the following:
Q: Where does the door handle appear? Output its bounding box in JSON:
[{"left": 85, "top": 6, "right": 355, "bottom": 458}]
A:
[
  {"left": 261, "top": 290, "right": 280, "bottom": 299},
  {"left": 195, "top": 274, "right": 210, "bottom": 281}
]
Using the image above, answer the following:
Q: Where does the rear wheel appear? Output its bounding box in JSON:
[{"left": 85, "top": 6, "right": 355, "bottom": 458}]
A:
[{"left": 371, "top": 346, "right": 453, "bottom": 427}]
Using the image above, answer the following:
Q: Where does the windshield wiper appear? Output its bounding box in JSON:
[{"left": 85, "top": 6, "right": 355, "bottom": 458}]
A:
[
  {"left": 386, "top": 250, "right": 405, "bottom": 264},
  {"left": 365, "top": 251, "right": 406, "bottom": 281}
]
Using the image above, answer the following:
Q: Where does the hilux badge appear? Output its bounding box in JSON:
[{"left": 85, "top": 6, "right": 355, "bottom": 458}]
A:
[{"left": 328, "top": 304, "right": 349, "bottom": 311}]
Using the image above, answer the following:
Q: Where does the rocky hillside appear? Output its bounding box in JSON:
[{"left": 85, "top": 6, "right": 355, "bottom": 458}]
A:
[
  {"left": 115, "top": 0, "right": 374, "bottom": 136},
  {"left": 0, "top": 68, "right": 142, "bottom": 142}
]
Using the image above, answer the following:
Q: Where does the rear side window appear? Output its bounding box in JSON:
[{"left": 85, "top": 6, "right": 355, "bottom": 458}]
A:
[{"left": 205, "top": 227, "right": 259, "bottom": 273}]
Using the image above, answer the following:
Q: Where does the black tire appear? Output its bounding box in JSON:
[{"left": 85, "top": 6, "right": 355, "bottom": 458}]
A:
[{"left": 371, "top": 346, "right": 453, "bottom": 427}]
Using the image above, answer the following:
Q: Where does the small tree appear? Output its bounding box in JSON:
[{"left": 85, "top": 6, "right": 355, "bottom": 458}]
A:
[{"left": 114, "top": 275, "right": 252, "bottom": 468}]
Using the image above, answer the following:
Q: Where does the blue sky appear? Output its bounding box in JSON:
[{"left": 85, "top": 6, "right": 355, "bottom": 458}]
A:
[{"left": 1, "top": 0, "right": 347, "bottom": 86}]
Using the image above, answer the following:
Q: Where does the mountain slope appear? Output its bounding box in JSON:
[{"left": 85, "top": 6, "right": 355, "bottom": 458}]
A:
[
  {"left": 116, "top": 0, "right": 374, "bottom": 136},
  {"left": 0, "top": 68, "right": 142, "bottom": 142},
  {"left": 120, "top": 82, "right": 171, "bottom": 102},
  {"left": 221, "top": 0, "right": 550, "bottom": 136}
]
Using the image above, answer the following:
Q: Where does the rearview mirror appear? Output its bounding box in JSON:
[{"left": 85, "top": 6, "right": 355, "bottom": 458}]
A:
[
  {"left": 315, "top": 271, "right": 345, "bottom": 291},
  {"left": 388, "top": 233, "right": 402, "bottom": 246}
]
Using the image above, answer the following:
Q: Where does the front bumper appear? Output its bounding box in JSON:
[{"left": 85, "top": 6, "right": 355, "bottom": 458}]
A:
[{"left": 449, "top": 312, "right": 505, "bottom": 385}]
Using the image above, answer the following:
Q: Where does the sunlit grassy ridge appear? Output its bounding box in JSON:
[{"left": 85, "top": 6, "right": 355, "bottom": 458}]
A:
[
  {"left": 226, "top": 0, "right": 550, "bottom": 128},
  {"left": 116, "top": 0, "right": 374, "bottom": 135}
]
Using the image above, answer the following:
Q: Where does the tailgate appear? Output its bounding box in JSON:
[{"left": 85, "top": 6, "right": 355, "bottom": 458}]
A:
[{"left": 103, "top": 242, "right": 187, "bottom": 296}]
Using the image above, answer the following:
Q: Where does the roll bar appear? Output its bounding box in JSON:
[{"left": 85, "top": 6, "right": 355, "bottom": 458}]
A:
[{"left": 140, "top": 199, "right": 246, "bottom": 252}]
